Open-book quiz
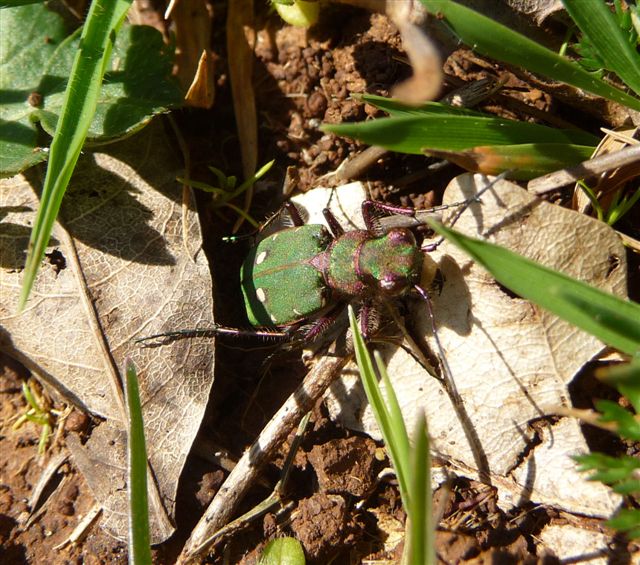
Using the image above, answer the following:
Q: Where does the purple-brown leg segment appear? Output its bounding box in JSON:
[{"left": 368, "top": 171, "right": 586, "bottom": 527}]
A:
[
  {"left": 356, "top": 300, "right": 377, "bottom": 340},
  {"left": 322, "top": 208, "right": 345, "bottom": 238},
  {"left": 299, "top": 303, "right": 346, "bottom": 341},
  {"left": 136, "top": 325, "right": 291, "bottom": 346},
  {"left": 361, "top": 200, "right": 418, "bottom": 233},
  {"left": 284, "top": 201, "right": 305, "bottom": 227}
]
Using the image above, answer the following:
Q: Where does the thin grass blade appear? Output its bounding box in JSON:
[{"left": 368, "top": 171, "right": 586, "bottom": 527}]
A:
[
  {"left": 323, "top": 114, "right": 597, "bottom": 156},
  {"left": 19, "top": 0, "right": 132, "bottom": 309},
  {"left": 563, "top": 0, "right": 640, "bottom": 95},
  {"left": 348, "top": 306, "right": 411, "bottom": 508},
  {"left": 419, "top": 0, "right": 640, "bottom": 111},
  {"left": 125, "top": 360, "right": 152, "bottom": 565}
]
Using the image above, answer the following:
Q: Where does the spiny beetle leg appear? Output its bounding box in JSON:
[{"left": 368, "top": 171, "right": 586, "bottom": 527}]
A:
[
  {"left": 136, "top": 325, "right": 290, "bottom": 347},
  {"left": 361, "top": 200, "right": 418, "bottom": 234},
  {"left": 322, "top": 208, "right": 345, "bottom": 237},
  {"left": 284, "top": 201, "right": 305, "bottom": 227},
  {"left": 298, "top": 304, "right": 346, "bottom": 342},
  {"left": 357, "top": 300, "right": 379, "bottom": 340}
]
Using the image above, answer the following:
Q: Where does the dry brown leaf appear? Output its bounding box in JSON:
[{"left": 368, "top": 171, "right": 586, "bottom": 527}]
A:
[
  {"left": 172, "top": 0, "right": 214, "bottom": 96},
  {"left": 227, "top": 0, "right": 257, "bottom": 232},
  {"left": 303, "top": 176, "right": 627, "bottom": 518},
  {"left": 0, "top": 123, "right": 215, "bottom": 542}
]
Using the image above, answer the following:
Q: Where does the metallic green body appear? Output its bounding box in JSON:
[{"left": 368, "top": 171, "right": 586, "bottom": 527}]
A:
[
  {"left": 241, "top": 217, "right": 423, "bottom": 329},
  {"left": 241, "top": 224, "right": 331, "bottom": 326}
]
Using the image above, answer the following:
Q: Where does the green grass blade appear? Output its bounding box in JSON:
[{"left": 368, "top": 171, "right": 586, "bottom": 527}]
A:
[
  {"left": 360, "top": 95, "right": 485, "bottom": 118},
  {"left": 429, "top": 221, "right": 640, "bottom": 357},
  {"left": 19, "top": 0, "right": 132, "bottom": 309},
  {"left": 323, "top": 114, "right": 597, "bottom": 155},
  {"left": 420, "top": 0, "right": 640, "bottom": 111},
  {"left": 563, "top": 0, "right": 640, "bottom": 96},
  {"left": 374, "top": 351, "right": 412, "bottom": 473},
  {"left": 125, "top": 360, "right": 152, "bottom": 565},
  {"left": 348, "top": 306, "right": 411, "bottom": 508},
  {"left": 425, "top": 143, "right": 595, "bottom": 179},
  {"left": 408, "top": 413, "right": 434, "bottom": 565}
]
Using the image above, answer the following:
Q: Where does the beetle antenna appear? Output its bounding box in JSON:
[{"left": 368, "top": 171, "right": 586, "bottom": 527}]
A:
[{"left": 424, "top": 171, "right": 510, "bottom": 252}]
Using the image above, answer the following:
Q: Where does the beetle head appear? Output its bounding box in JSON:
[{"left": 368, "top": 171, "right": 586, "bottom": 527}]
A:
[{"left": 360, "top": 228, "right": 423, "bottom": 297}]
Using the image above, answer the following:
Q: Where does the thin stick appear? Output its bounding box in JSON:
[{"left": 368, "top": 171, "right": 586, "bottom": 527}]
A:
[
  {"left": 527, "top": 144, "right": 640, "bottom": 195},
  {"left": 179, "top": 337, "right": 352, "bottom": 563}
]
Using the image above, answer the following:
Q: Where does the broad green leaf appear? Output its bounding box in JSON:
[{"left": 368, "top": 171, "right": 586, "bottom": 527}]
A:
[
  {"left": 1, "top": 3, "right": 182, "bottom": 177},
  {"left": 563, "top": 0, "right": 640, "bottom": 96},
  {"left": 323, "top": 114, "right": 598, "bottom": 155},
  {"left": 420, "top": 0, "right": 640, "bottom": 111},
  {"left": 126, "top": 360, "right": 152, "bottom": 565},
  {"left": 259, "top": 537, "right": 306, "bottom": 565},
  {"left": 429, "top": 222, "right": 640, "bottom": 357},
  {"left": 38, "top": 24, "right": 182, "bottom": 140},
  {"left": 0, "top": 4, "right": 68, "bottom": 174}
]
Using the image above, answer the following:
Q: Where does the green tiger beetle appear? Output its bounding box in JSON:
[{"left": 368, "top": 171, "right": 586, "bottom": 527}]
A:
[{"left": 139, "top": 175, "right": 503, "bottom": 346}]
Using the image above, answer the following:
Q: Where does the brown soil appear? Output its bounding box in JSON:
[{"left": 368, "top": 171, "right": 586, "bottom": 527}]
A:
[{"left": 2, "top": 4, "right": 639, "bottom": 565}]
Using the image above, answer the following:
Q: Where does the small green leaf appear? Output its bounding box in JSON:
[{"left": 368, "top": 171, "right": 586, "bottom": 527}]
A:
[
  {"left": 272, "top": 0, "right": 319, "bottom": 27},
  {"left": 575, "top": 452, "right": 640, "bottom": 486},
  {"left": 598, "top": 359, "right": 640, "bottom": 414},
  {"left": 594, "top": 400, "right": 640, "bottom": 441},
  {"left": 259, "top": 537, "right": 306, "bottom": 565},
  {"left": 607, "top": 509, "right": 640, "bottom": 539},
  {"left": 429, "top": 222, "right": 640, "bottom": 357}
]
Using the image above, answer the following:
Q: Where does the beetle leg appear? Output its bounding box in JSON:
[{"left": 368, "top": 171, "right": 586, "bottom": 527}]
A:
[
  {"left": 356, "top": 300, "right": 381, "bottom": 340},
  {"left": 297, "top": 304, "right": 345, "bottom": 342},
  {"left": 322, "top": 208, "right": 345, "bottom": 237},
  {"left": 136, "top": 325, "right": 290, "bottom": 346},
  {"left": 284, "top": 201, "right": 306, "bottom": 227},
  {"left": 361, "top": 200, "right": 418, "bottom": 234}
]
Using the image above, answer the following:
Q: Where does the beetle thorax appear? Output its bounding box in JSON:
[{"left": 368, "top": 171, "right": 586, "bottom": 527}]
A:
[{"left": 326, "top": 228, "right": 423, "bottom": 298}]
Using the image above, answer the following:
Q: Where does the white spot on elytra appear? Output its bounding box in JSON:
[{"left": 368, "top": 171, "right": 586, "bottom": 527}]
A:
[
  {"left": 293, "top": 308, "right": 302, "bottom": 316},
  {"left": 270, "top": 314, "right": 278, "bottom": 323},
  {"left": 256, "top": 288, "right": 267, "bottom": 302},
  {"left": 256, "top": 251, "right": 267, "bottom": 265},
  {"left": 271, "top": 233, "right": 279, "bottom": 241}
]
